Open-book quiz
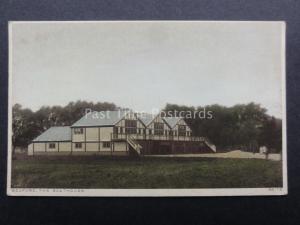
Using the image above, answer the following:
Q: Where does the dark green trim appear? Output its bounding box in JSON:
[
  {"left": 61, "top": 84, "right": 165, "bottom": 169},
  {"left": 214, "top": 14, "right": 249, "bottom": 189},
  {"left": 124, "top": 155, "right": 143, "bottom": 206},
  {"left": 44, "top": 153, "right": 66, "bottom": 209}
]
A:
[
  {"left": 71, "top": 128, "right": 73, "bottom": 155},
  {"left": 71, "top": 126, "right": 73, "bottom": 141},
  {"left": 110, "top": 141, "right": 112, "bottom": 156},
  {"left": 70, "top": 125, "right": 114, "bottom": 128},
  {"left": 32, "top": 140, "right": 71, "bottom": 143},
  {"left": 98, "top": 127, "right": 101, "bottom": 151},
  {"left": 61, "top": 141, "right": 111, "bottom": 143},
  {"left": 84, "top": 128, "right": 87, "bottom": 152}
]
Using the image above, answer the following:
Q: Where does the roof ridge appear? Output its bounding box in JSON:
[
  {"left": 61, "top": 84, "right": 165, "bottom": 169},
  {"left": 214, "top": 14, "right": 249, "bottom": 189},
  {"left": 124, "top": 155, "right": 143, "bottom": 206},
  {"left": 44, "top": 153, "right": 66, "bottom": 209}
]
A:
[{"left": 50, "top": 126, "right": 71, "bottom": 128}]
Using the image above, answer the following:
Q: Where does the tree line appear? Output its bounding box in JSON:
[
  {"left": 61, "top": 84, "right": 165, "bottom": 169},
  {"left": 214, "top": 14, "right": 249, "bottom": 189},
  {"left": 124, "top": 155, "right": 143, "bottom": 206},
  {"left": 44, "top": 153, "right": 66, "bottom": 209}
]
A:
[
  {"left": 12, "top": 101, "right": 118, "bottom": 151},
  {"left": 162, "top": 103, "right": 282, "bottom": 152},
  {"left": 12, "top": 101, "right": 282, "bottom": 153}
]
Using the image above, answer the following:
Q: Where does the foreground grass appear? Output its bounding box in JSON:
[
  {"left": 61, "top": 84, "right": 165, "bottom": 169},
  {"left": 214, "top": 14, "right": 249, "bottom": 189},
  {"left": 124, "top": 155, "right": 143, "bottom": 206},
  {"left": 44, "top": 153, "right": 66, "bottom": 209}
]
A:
[{"left": 11, "top": 156, "right": 283, "bottom": 188}]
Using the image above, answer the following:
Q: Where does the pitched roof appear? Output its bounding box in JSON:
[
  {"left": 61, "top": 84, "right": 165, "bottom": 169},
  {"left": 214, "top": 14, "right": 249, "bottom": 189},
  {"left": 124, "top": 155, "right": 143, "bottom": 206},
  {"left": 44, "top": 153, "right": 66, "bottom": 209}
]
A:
[
  {"left": 137, "top": 113, "right": 157, "bottom": 126},
  {"left": 33, "top": 126, "right": 71, "bottom": 142},
  {"left": 71, "top": 111, "right": 127, "bottom": 127},
  {"left": 163, "top": 117, "right": 182, "bottom": 128}
]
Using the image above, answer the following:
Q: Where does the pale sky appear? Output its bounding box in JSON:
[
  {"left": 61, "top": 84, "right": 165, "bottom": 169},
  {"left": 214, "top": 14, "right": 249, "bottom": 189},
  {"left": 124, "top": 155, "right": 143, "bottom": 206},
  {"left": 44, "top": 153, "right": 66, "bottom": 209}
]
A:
[{"left": 11, "top": 21, "right": 284, "bottom": 117}]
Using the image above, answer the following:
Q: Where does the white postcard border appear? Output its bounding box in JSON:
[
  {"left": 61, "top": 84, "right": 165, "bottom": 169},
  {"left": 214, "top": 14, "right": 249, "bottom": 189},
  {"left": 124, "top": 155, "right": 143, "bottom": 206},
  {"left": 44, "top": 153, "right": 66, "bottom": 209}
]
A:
[{"left": 6, "top": 21, "right": 288, "bottom": 197}]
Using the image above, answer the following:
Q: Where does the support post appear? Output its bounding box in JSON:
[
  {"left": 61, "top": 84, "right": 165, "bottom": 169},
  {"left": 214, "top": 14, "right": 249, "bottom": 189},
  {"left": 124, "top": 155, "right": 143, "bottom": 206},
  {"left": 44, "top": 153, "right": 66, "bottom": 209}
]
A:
[
  {"left": 98, "top": 127, "right": 100, "bottom": 152},
  {"left": 110, "top": 141, "right": 113, "bottom": 156},
  {"left": 84, "top": 128, "right": 87, "bottom": 152},
  {"left": 71, "top": 128, "right": 73, "bottom": 156}
]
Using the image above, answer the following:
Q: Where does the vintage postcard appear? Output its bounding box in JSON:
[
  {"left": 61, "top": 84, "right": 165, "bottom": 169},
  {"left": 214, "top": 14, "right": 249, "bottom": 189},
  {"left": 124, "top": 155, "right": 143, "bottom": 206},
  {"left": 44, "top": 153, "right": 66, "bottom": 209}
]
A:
[{"left": 7, "top": 21, "right": 287, "bottom": 196}]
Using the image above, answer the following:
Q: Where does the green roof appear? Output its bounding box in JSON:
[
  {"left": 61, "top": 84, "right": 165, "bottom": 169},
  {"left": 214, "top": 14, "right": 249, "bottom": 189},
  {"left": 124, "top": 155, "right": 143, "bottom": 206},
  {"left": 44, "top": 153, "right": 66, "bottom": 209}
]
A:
[
  {"left": 137, "top": 113, "right": 157, "bottom": 126},
  {"left": 32, "top": 112, "right": 186, "bottom": 142},
  {"left": 33, "top": 126, "right": 71, "bottom": 142},
  {"left": 163, "top": 117, "right": 182, "bottom": 128},
  {"left": 71, "top": 111, "right": 127, "bottom": 127}
]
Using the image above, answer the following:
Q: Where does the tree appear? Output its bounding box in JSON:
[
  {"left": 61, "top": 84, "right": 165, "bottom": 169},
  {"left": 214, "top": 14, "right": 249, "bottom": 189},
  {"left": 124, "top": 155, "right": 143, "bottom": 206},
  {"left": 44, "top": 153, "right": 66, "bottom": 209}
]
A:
[
  {"left": 12, "top": 100, "right": 119, "bottom": 150},
  {"left": 12, "top": 101, "right": 282, "bottom": 153},
  {"left": 162, "top": 102, "right": 281, "bottom": 152},
  {"left": 12, "top": 104, "right": 23, "bottom": 154},
  {"left": 12, "top": 104, "right": 35, "bottom": 154},
  {"left": 259, "top": 116, "right": 282, "bottom": 153}
]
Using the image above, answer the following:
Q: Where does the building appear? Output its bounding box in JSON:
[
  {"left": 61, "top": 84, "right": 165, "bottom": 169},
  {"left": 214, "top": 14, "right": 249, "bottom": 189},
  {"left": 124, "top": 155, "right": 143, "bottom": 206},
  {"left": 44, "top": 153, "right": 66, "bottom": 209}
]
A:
[{"left": 28, "top": 110, "right": 216, "bottom": 156}]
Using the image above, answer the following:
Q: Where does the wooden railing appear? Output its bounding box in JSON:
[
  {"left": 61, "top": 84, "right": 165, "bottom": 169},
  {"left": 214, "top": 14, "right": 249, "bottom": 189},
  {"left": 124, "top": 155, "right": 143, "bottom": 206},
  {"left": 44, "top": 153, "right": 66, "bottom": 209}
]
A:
[
  {"left": 111, "top": 133, "right": 206, "bottom": 142},
  {"left": 126, "top": 136, "right": 142, "bottom": 154}
]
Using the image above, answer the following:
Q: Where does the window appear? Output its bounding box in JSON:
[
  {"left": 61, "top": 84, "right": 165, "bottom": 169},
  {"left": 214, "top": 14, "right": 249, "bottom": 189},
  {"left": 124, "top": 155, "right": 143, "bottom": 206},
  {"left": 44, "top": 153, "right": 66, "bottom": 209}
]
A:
[
  {"left": 74, "top": 128, "right": 83, "bottom": 134},
  {"left": 75, "top": 143, "right": 82, "bottom": 148},
  {"left": 138, "top": 128, "right": 141, "bottom": 134},
  {"left": 149, "top": 129, "right": 152, "bottom": 135},
  {"left": 125, "top": 119, "right": 137, "bottom": 134},
  {"left": 49, "top": 143, "right": 56, "bottom": 149},
  {"left": 103, "top": 142, "right": 111, "bottom": 148},
  {"left": 169, "top": 130, "right": 173, "bottom": 136},
  {"left": 154, "top": 122, "right": 164, "bottom": 135},
  {"left": 178, "top": 125, "right": 186, "bottom": 136},
  {"left": 114, "top": 127, "right": 118, "bottom": 134},
  {"left": 120, "top": 127, "right": 123, "bottom": 134}
]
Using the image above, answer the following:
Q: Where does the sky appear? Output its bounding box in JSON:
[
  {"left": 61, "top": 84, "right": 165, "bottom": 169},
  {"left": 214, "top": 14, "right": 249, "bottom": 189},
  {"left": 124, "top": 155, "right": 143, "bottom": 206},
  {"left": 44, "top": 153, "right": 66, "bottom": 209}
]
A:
[{"left": 11, "top": 21, "right": 284, "bottom": 118}]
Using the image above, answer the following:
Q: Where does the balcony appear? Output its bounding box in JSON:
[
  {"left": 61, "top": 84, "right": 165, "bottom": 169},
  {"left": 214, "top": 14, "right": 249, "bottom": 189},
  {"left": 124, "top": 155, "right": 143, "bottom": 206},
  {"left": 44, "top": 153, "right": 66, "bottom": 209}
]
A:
[{"left": 111, "top": 133, "right": 206, "bottom": 142}]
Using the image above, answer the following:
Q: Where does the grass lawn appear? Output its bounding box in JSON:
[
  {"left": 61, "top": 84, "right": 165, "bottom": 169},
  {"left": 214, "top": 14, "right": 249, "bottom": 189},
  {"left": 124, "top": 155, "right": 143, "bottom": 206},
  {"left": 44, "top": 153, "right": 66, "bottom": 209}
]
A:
[{"left": 11, "top": 156, "right": 283, "bottom": 189}]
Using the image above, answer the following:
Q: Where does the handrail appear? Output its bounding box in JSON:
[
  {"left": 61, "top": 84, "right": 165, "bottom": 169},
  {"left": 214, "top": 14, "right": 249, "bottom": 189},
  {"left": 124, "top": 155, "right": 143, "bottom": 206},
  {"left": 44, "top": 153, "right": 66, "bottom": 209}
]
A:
[
  {"left": 126, "top": 135, "right": 141, "bottom": 154},
  {"left": 111, "top": 133, "right": 206, "bottom": 142},
  {"left": 111, "top": 133, "right": 216, "bottom": 153}
]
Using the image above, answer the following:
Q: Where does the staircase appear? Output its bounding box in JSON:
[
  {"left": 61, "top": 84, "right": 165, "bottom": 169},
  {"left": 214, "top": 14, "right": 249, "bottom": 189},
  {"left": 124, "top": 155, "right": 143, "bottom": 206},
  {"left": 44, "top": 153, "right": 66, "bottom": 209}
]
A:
[
  {"left": 204, "top": 139, "right": 217, "bottom": 152},
  {"left": 126, "top": 136, "right": 142, "bottom": 155}
]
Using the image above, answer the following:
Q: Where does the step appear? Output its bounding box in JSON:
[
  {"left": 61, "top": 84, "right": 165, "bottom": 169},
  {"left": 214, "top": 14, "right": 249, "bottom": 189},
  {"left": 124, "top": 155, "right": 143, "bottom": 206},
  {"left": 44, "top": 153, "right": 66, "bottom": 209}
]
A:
[
  {"left": 204, "top": 140, "right": 217, "bottom": 152},
  {"left": 127, "top": 137, "right": 141, "bottom": 155}
]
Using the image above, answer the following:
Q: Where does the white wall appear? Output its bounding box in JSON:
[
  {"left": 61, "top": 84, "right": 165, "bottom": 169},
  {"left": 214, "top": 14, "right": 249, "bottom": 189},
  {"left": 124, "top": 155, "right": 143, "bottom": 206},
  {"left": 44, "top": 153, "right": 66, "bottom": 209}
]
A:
[
  {"left": 86, "top": 127, "right": 98, "bottom": 141},
  {"left": 72, "top": 128, "right": 85, "bottom": 142},
  {"left": 146, "top": 115, "right": 171, "bottom": 137},
  {"left": 33, "top": 143, "right": 46, "bottom": 152},
  {"left": 115, "top": 112, "right": 146, "bottom": 135},
  {"left": 86, "top": 143, "right": 98, "bottom": 152},
  {"left": 59, "top": 142, "right": 71, "bottom": 152},
  {"left": 113, "top": 142, "right": 128, "bottom": 152},
  {"left": 28, "top": 142, "right": 72, "bottom": 155},
  {"left": 100, "top": 127, "right": 113, "bottom": 141},
  {"left": 172, "top": 119, "right": 192, "bottom": 137},
  {"left": 72, "top": 126, "right": 114, "bottom": 142},
  {"left": 46, "top": 142, "right": 58, "bottom": 152},
  {"left": 72, "top": 142, "right": 84, "bottom": 152},
  {"left": 28, "top": 143, "right": 33, "bottom": 155},
  {"left": 100, "top": 141, "right": 111, "bottom": 152}
]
